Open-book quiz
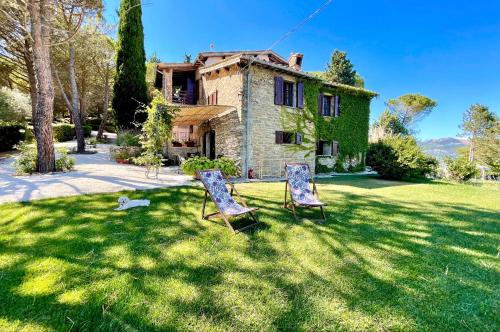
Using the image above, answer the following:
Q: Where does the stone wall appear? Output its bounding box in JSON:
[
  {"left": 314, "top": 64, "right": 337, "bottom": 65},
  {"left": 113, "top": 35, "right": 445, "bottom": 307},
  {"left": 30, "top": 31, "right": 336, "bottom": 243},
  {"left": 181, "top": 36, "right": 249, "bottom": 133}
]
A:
[
  {"left": 201, "top": 65, "right": 246, "bottom": 168},
  {"left": 247, "top": 65, "right": 315, "bottom": 178}
]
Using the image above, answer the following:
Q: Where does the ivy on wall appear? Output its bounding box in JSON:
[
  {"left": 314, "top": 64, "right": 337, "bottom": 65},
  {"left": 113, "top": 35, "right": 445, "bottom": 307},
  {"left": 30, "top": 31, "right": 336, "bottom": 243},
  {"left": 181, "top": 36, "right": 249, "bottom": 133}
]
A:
[{"left": 281, "top": 78, "right": 376, "bottom": 172}]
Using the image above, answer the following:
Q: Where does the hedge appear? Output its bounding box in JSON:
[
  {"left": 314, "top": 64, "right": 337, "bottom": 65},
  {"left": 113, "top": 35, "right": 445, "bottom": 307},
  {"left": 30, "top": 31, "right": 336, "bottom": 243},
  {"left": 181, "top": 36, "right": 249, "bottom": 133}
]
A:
[
  {"left": 0, "top": 122, "right": 25, "bottom": 152},
  {"left": 53, "top": 124, "right": 92, "bottom": 142}
]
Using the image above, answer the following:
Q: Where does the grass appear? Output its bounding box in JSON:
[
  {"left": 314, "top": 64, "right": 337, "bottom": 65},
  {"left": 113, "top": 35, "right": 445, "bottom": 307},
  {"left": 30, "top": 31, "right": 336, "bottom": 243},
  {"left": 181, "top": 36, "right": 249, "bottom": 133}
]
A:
[{"left": 0, "top": 176, "right": 498, "bottom": 331}]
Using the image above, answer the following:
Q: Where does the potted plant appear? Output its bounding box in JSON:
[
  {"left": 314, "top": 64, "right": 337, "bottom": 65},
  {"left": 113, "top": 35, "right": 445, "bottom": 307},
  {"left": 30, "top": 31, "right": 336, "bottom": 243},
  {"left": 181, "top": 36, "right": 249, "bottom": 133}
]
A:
[
  {"left": 172, "top": 140, "right": 182, "bottom": 147},
  {"left": 185, "top": 139, "right": 196, "bottom": 147},
  {"left": 111, "top": 148, "right": 131, "bottom": 164}
]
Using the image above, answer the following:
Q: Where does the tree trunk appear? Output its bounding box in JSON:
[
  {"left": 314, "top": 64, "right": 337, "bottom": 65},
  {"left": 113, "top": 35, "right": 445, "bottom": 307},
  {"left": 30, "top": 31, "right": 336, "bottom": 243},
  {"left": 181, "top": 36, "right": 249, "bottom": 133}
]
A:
[
  {"left": 469, "top": 139, "right": 475, "bottom": 162},
  {"left": 23, "top": 39, "right": 37, "bottom": 121},
  {"left": 97, "top": 63, "right": 110, "bottom": 139},
  {"left": 68, "top": 42, "right": 85, "bottom": 152},
  {"left": 28, "top": 0, "right": 55, "bottom": 173}
]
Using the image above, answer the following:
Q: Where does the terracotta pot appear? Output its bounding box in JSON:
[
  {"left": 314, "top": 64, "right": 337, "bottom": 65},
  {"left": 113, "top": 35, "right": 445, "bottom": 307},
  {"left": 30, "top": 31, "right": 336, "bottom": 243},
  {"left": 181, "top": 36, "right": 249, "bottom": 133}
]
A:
[{"left": 116, "top": 159, "right": 129, "bottom": 164}]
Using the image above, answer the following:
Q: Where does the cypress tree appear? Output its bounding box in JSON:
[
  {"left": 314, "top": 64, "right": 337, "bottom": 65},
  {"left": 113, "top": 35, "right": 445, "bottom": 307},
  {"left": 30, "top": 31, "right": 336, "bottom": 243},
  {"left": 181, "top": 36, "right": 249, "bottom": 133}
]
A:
[{"left": 112, "top": 0, "right": 148, "bottom": 128}]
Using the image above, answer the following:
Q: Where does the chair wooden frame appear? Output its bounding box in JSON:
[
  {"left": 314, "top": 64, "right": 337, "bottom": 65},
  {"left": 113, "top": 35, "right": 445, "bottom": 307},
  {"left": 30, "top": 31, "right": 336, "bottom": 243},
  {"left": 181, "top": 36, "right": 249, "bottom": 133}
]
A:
[
  {"left": 197, "top": 169, "right": 259, "bottom": 234},
  {"left": 284, "top": 163, "right": 326, "bottom": 222}
]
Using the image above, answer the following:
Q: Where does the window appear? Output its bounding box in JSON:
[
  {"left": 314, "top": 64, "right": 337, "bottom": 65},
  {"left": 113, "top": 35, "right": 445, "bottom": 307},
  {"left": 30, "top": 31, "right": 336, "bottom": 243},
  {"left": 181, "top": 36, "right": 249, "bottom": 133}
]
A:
[
  {"left": 283, "top": 131, "right": 294, "bottom": 144},
  {"left": 207, "top": 91, "right": 218, "bottom": 105},
  {"left": 318, "top": 94, "right": 341, "bottom": 117},
  {"left": 322, "top": 96, "right": 332, "bottom": 116},
  {"left": 275, "top": 131, "right": 302, "bottom": 145},
  {"left": 283, "top": 81, "right": 294, "bottom": 107},
  {"left": 316, "top": 140, "right": 339, "bottom": 156}
]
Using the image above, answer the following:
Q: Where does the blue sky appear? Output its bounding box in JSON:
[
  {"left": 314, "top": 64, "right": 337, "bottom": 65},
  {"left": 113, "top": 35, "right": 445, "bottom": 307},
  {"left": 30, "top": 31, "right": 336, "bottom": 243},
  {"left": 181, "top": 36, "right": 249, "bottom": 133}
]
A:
[{"left": 104, "top": 0, "right": 500, "bottom": 140}]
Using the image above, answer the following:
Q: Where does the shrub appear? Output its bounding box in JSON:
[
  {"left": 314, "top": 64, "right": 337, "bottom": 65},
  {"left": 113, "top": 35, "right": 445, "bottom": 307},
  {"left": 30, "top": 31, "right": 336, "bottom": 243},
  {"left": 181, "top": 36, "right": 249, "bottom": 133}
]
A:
[
  {"left": 116, "top": 130, "right": 141, "bottom": 147},
  {"left": 110, "top": 146, "right": 142, "bottom": 161},
  {"left": 12, "top": 143, "right": 37, "bottom": 174},
  {"left": 0, "top": 122, "right": 25, "bottom": 151},
  {"left": 55, "top": 148, "right": 75, "bottom": 172},
  {"left": 181, "top": 156, "right": 238, "bottom": 177},
  {"left": 444, "top": 156, "right": 476, "bottom": 182},
  {"left": 366, "top": 135, "right": 437, "bottom": 180},
  {"left": 0, "top": 87, "right": 31, "bottom": 122},
  {"left": 53, "top": 124, "right": 75, "bottom": 142},
  {"left": 13, "top": 144, "right": 76, "bottom": 174},
  {"left": 83, "top": 125, "right": 92, "bottom": 137}
]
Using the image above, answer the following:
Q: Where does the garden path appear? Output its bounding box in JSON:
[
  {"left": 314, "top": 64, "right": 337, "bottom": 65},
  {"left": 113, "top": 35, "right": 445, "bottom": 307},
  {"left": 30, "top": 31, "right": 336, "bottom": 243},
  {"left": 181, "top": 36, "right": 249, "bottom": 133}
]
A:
[{"left": 0, "top": 142, "right": 194, "bottom": 204}]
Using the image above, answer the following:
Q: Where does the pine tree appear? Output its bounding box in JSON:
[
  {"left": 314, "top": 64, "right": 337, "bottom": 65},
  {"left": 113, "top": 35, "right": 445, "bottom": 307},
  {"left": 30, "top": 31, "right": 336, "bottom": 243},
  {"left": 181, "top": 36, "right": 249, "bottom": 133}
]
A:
[
  {"left": 112, "top": 0, "right": 148, "bottom": 128},
  {"left": 324, "top": 50, "right": 356, "bottom": 86}
]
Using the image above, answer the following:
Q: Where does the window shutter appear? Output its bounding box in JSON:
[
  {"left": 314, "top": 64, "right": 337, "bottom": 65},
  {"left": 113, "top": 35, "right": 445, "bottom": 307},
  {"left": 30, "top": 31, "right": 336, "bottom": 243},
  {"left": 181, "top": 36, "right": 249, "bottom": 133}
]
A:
[
  {"left": 317, "top": 93, "right": 323, "bottom": 115},
  {"left": 274, "top": 76, "right": 284, "bottom": 105},
  {"left": 215, "top": 90, "right": 218, "bottom": 105},
  {"left": 335, "top": 95, "right": 341, "bottom": 116},
  {"left": 332, "top": 141, "right": 339, "bottom": 156},
  {"left": 297, "top": 82, "right": 304, "bottom": 109},
  {"left": 275, "top": 131, "right": 284, "bottom": 144},
  {"left": 295, "top": 132, "right": 303, "bottom": 145}
]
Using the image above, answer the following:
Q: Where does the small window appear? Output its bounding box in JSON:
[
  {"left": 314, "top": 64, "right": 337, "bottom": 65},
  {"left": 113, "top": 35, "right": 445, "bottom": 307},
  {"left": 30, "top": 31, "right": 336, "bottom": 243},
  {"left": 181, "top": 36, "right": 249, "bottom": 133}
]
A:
[
  {"left": 317, "top": 140, "right": 339, "bottom": 156},
  {"left": 283, "top": 132, "right": 294, "bottom": 144},
  {"left": 283, "top": 81, "right": 294, "bottom": 107},
  {"left": 322, "top": 96, "right": 332, "bottom": 116},
  {"left": 276, "top": 131, "right": 301, "bottom": 145}
]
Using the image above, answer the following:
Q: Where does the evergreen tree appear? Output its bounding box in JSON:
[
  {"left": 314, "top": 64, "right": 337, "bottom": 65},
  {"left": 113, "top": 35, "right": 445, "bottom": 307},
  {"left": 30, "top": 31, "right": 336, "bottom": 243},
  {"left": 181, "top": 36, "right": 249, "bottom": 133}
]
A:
[
  {"left": 112, "top": 0, "right": 148, "bottom": 128},
  {"left": 324, "top": 50, "right": 356, "bottom": 85}
]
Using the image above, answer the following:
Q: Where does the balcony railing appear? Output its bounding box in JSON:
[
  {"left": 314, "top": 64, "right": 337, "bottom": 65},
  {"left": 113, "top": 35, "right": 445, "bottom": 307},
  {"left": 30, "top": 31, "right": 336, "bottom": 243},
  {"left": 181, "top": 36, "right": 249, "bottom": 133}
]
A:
[{"left": 172, "top": 90, "right": 195, "bottom": 105}]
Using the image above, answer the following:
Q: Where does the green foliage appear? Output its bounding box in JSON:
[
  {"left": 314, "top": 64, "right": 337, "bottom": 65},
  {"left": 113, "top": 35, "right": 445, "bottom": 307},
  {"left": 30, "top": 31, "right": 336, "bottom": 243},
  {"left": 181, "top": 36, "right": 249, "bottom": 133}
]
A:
[
  {"left": 366, "top": 135, "right": 438, "bottom": 180},
  {"left": 444, "top": 156, "right": 477, "bottom": 182},
  {"left": 0, "top": 121, "right": 25, "bottom": 151},
  {"left": 112, "top": 0, "right": 148, "bottom": 128},
  {"left": 55, "top": 148, "right": 75, "bottom": 172},
  {"left": 476, "top": 121, "right": 500, "bottom": 175},
  {"left": 181, "top": 156, "right": 238, "bottom": 177},
  {"left": 460, "top": 104, "right": 499, "bottom": 171},
  {"left": 116, "top": 130, "right": 141, "bottom": 147},
  {"left": 12, "top": 143, "right": 37, "bottom": 174},
  {"left": 135, "top": 92, "right": 177, "bottom": 175},
  {"left": 354, "top": 74, "right": 365, "bottom": 88},
  {"left": 52, "top": 124, "right": 75, "bottom": 142},
  {"left": 281, "top": 79, "right": 372, "bottom": 171},
  {"left": 110, "top": 146, "right": 142, "bottom": 161},
  {"left": 372, "top": 109, "right": 409, "bottom": 136},
  {"left": 0, "top": 87, "right": 31, "bottom": 123},
  {"left": 385, "top": 94, "right": 437, "bottom": 131},
  {"left": 324, "top": 50, "right": 356, "bottom": 85},
  {"left": 13, "top": 144, "right": 76, "bottom": 174},
  {"left": 83, "top": 125, "right": 92, "bottom": 137},
  {"left": 52, "top": 124, "right": 91, "bottom": 142}
]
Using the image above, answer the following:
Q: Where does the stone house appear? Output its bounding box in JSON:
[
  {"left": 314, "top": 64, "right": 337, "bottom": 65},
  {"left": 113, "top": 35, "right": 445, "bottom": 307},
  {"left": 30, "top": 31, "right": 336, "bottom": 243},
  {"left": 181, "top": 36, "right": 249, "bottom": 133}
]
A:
[{"left": 155, "top": 50, "right": 377, "bottom": 178}]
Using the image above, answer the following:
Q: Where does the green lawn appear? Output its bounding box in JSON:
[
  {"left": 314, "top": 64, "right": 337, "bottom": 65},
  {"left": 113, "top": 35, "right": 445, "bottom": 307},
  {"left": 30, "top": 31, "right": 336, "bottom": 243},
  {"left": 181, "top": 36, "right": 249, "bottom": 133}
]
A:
[{"left": 0, "top": 176, "right": 499, "bottom": 331}]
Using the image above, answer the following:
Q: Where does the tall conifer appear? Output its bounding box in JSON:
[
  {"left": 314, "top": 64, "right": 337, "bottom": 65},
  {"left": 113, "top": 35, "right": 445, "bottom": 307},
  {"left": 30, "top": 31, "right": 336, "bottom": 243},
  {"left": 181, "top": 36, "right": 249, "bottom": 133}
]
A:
[{"left": 112, "top": 0, "right": 148, "bottom": 128}]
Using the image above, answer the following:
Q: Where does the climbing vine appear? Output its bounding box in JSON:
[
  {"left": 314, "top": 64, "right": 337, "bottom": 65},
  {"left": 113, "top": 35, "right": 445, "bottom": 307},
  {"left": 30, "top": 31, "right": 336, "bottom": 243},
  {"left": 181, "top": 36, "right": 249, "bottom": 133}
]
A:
[{"left": 281, "top": 78, "right": 376, "bottom": 172}]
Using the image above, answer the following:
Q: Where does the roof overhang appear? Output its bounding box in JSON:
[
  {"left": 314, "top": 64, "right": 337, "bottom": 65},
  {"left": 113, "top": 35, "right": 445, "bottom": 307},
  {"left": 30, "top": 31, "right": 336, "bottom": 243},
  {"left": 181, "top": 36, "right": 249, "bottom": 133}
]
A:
[
  {"left": 173, "top": 105, "right": 236, "bottom": 126},
  {"left": 157, "top": 63, "right": 198, "bottom": 72}
]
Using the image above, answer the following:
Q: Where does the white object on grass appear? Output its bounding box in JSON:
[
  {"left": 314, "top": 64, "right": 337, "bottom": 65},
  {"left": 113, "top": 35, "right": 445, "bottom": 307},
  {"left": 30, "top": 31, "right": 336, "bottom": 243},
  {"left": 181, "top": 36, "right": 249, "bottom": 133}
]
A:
[{"left": 115, "top": 196, "right": 150, "bottom": 210}]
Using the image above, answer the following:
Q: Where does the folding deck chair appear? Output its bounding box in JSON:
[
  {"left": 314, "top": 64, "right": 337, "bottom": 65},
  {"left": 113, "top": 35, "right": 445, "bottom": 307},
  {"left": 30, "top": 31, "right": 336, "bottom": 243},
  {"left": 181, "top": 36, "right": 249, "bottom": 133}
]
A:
[
  {"left": 284, "top": 163, "right": 326, "bottom": 221},
  {"left": 197, "top": 169, "right": 259, "bottom": 233}
]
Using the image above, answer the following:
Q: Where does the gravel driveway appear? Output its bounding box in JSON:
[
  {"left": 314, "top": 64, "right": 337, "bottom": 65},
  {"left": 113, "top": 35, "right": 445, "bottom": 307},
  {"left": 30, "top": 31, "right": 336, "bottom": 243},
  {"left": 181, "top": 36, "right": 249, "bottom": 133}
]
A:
[{"left": 0, "top": 142, "right": 194, "bottom": 204}]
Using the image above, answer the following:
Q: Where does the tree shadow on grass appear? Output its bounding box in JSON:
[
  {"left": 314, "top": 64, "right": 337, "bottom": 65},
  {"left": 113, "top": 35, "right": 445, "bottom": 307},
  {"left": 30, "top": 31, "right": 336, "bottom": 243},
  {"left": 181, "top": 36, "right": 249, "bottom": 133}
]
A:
[{"left": 0, "top": 182, "right": 498, "bottom": 331}]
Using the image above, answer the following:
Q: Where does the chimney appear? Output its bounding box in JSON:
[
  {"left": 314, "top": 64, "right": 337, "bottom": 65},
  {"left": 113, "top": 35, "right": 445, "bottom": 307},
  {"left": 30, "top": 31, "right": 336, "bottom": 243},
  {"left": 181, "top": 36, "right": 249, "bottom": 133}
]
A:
[{"left": 288, "top": 53, "right": 304, "bottom": 71}]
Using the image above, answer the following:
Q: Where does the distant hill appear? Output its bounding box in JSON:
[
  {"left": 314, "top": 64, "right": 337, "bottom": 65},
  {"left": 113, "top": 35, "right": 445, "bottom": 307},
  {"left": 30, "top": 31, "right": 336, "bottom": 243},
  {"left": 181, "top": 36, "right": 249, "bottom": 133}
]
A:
[{"left": 419, "top": 137, "right": 468, "bottom": 160}]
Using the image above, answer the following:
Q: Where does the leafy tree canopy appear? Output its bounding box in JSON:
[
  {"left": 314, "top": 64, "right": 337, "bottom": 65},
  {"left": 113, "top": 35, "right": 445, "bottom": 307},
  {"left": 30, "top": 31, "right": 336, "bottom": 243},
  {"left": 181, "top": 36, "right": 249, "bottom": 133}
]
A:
[{"left": 386, "top": 93, "right": 437, "bottom": 131}]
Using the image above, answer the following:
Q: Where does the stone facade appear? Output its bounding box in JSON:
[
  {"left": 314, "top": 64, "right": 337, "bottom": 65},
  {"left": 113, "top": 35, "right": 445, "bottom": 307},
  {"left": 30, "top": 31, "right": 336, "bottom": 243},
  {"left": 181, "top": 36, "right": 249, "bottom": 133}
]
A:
[
  {"left": 246, "top": 66, "right": 315, "bottom": 177},
  {"left": 200, "top": 65, "right": 246, "bottom": 168}
]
